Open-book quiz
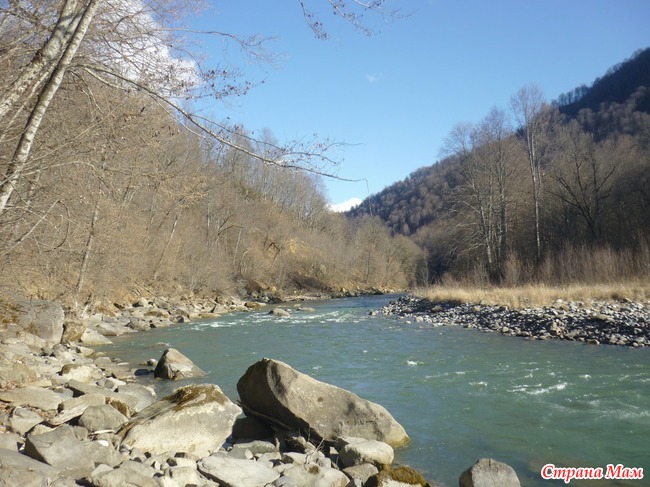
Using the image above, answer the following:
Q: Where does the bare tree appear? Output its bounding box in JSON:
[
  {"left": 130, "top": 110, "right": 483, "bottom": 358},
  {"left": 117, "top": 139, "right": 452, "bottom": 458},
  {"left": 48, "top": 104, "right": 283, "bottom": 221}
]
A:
[
  {"left": 510, "top": 84, "right": 553, "bottom": 262},
  {"left": 549, "top": 121, "right": 617, "bottom": 242},
  {"left": 1, "top": 0, "right": 391, "bottom": 218}
]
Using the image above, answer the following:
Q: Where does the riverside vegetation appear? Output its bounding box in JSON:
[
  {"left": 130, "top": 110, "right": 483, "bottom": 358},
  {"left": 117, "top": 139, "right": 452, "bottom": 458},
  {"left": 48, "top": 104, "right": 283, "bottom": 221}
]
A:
[{"left": 0, "top": 291, "right": 524, "bottom": 486}]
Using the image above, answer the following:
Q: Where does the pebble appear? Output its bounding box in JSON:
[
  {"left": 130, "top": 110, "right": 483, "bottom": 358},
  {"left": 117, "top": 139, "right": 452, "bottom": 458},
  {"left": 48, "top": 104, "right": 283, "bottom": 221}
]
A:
[{"left": 379, "top": 296, "right": 649, "bottom": 347}]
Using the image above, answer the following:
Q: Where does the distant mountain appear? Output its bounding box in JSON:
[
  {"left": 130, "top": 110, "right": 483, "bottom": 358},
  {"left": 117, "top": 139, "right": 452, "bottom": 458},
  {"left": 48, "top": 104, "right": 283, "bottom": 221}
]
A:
[
  {"left": 347, "top": 157, "right": 459, "bottom": 236},
  {"left": 556, "top": 47, "right": 650, "bottom": 117}
]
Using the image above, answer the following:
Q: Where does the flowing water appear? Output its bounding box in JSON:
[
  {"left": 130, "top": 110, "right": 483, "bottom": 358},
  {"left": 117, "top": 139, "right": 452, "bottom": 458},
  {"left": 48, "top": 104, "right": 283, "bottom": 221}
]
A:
[{"left": 102, "top": 295, "right": 649, "bottom": 486}]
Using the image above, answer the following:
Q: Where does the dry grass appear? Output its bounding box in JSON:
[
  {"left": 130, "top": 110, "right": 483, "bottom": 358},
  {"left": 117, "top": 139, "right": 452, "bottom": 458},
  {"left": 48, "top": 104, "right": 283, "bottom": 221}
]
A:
[{"left": 414, "top": 281, "right": 650, "bottom": 308}]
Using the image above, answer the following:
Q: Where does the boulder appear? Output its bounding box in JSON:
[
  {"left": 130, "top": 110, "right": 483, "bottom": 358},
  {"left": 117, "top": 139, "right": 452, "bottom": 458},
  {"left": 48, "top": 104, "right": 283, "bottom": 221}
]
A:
[
  {"left": 0, "top": 291, "right": 65, "bottom": 345},
  {"left": 343, "top": 463, "right": 380, "bottom": 487},
  {"left": 153, "top": 348, "right": 206, "bottom": 380},
  {"left": 80, "top": 328, "right": 112, "bottom": 346},
  {"left": 61, "top": 320, "right": 86, "bottom": 343},
  {"left": 0, "top": 386, "right": 68, "bottom": 412},
  {"left": 88, "top": 462, "right": 159, "bottom": 487},
  {"left": 459, "top": 458, "right": 520, "bottom": 487},
  {"left": 24, "top": 425, "right": 95, "bottom": 478},
  {"left": 118, "top": 384, "right": 241, "bottom": 457},
  {"left": 9, "top": 407, "right": 44, "bottom": 435},
  {"left": 49, "top": 393, "right": 107, "bottom": 426},
  {"left": 366, "top": 465, "right": 430, "bottom": 487},
  {"left": 336, "top": 436, "right": 394, "bottom": 468},
  {"left": 0, "top": 431, "right": 23, "bottom": 451},
  {"left": 117, "top": 383, "right": 157, "bottom": 412},
  {"left": 78, "top": 404, "right": 128, "bottom": 432},
  {"left": 167, "top": 465, "right": 206, "bottom": 486},
  {"left": 66, "top": 380, "right": 138, "bottom": 417},
  {"left": 269, "top": 308, "right": 291, "bottom": 317},
  {"left": 280, "top": 463, "right": 349, "bottom": 487},
  {"left": 127, "top": 318, "right": 151, "bottom": 332},
  {"left": 0, "top": 449, "right": 55, "bottom": 485},
  {"left": 96, "top": 321, "right": 132, "bottom": 337},
  {"left": 58, "top": 363, "right": 102, "bottom": 384},
  {"left": 198, "top": 453, "right": 280, "bottom": 487},
  {"left": 0, "top": 362, "right": 38, "bottom": 387},
  {"left": 237, "top": 358, "right": 410, "bottom": 448}
]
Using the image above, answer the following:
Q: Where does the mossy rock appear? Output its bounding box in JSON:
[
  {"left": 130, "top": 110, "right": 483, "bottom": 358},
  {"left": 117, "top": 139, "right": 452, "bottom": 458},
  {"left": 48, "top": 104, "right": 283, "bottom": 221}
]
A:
[{"left": 366, "top": 465, "right": 431, "bottom": 487}]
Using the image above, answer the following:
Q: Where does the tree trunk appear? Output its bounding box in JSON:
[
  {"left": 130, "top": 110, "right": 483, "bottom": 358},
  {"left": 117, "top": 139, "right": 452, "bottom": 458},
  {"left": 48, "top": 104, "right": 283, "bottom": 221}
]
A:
[
  {"left": 75, "top": 197, "right": 100, "bottom": 299},
  {"left": 0, "top": 0, "right": 88, "bottom": 122},
  {"left": 0, "top": 0, "right": 100, "bottom": 216}
]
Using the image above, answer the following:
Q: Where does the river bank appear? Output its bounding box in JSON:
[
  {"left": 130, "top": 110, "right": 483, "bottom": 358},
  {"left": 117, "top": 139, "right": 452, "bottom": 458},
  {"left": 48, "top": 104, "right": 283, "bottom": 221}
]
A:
[
  {"left": 1, "top": 290, "right": 528, "bottom": 486},
  {"left": 379, "top": 295, "right": 649, "bottom": 347}
]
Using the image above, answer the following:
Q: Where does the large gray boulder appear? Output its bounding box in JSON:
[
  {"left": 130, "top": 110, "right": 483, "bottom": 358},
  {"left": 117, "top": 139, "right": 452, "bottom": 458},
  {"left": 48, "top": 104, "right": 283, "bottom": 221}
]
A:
[
  {"left": 153, "top": 348, "right": 206, "bottom": 380},
  {"left": 23, "top": 425, "right": 95, "bottom": 478},
  {"left": 118, "top": 384, "right": 241, "bottom": 457},
  {"left": 237, "top": 358, "right": 410, "bottom": 448},
  {"left": 459, "top": 458, "right": 520, "bottom": 487},
  {"left": 0, "top": 291, "right": 64, "bottom": 345}
]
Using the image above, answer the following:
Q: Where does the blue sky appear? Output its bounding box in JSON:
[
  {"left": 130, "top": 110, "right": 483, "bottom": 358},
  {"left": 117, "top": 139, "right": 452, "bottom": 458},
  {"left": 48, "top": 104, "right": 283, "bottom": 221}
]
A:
[{"left": 193, "top": 0, "right": 650, "bottom": 210}]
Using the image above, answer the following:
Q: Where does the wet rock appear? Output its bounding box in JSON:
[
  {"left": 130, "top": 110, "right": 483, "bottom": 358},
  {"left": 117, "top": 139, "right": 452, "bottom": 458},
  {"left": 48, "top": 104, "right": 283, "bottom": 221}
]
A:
[
  {"left": 118, "top": 384, "right": 241, "bottom": 457},
  {"left": 153, "top": 348, "right": 206, "bottom": 380},
  {"left": 459, "top": 458, "right": 520, "bottom": 487},
  {"left": 237, "top": 358, "right": 410, "bottom": 448},
  {"left": 269, "top": 308, "right": 291, "bottom": 317}
]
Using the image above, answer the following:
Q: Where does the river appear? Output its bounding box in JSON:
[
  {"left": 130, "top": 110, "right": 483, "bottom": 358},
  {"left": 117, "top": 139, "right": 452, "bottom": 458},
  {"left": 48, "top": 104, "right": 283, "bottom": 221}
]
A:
[{"left": 102, "top": 294, "right": 649, "bottom": 486}]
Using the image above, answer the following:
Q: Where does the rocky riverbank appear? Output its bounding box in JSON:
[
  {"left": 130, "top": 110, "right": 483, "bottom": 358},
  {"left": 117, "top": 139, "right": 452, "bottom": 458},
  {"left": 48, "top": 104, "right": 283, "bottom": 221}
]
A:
[
  {"left": 0, "top": 290, "right": 523, "bottom": 486},
  {"left": 379, "top": 295, "right": 649, "bottom": 347}
]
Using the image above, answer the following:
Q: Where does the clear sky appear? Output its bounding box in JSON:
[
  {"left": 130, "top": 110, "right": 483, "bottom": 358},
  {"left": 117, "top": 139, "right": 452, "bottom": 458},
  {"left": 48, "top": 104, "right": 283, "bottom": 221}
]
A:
[{"left": 192, "top": 0, "right": 650, "bottom": 210}]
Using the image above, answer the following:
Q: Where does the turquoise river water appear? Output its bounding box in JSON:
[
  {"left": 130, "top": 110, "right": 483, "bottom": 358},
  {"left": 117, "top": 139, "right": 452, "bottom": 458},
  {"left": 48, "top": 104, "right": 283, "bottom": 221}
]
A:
[{"left": 102, "top": 294, "right": 649, "bottom": 486}]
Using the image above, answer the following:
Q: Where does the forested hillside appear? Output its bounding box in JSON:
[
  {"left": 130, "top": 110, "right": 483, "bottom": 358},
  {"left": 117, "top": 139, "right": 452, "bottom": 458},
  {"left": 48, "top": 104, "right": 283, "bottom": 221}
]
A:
[
  {"left": 0, "top": 1, "right": 424, "bottom": 306},
  {"left": 349, "top": 47, "right": 650, "bottom": 285}
]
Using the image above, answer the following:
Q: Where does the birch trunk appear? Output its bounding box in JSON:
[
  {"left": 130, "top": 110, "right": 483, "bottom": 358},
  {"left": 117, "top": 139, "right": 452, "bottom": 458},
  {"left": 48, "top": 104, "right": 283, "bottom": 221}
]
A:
[{"left": 0, "top": 0, "right": 100, "bottom": 216}]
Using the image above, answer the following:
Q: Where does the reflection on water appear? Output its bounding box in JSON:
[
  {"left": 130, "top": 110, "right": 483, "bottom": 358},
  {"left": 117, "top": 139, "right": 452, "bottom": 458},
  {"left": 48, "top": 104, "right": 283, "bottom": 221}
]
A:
[{"left": 103, "top": 295, "right": 650, "bottom": 487}]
